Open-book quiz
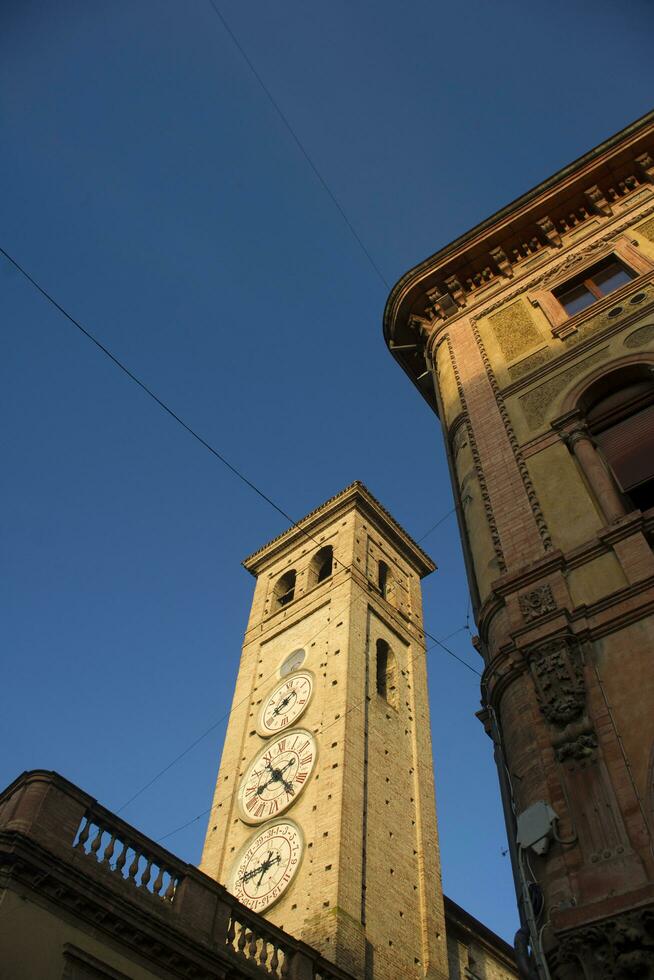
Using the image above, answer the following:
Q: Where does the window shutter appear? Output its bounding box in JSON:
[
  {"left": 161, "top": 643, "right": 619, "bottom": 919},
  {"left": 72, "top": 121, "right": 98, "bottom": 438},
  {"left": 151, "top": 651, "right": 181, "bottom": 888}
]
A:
[{"left": 595, "top": 403, "right": 654, "bottom": 491}]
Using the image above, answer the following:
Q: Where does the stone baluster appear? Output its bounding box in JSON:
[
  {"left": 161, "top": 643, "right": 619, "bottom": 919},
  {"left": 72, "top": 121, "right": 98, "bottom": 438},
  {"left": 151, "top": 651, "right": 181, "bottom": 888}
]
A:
[
  {"left": 152, "top": 863, "right": 164, "bottom": 896},
  {"left": 163, "top": 871, "right": 176, "bottom": 902},
  {"left": 226, "top": 913, "right": 236, "bottom": 950},
  {"left": 90, "top": 824, "right": 103, "bottom": 860},
  {"left": 141, "top": 856, "right": 153, "bottom": 891},
  {"left": 115, "top": 839, "right": 128, "bottom": 877},
  {"left": 128, "top": 846, "right": 140, "bottom": 884},
  {"left": 74, "top": 815, "right": 91, "bottom": 852},
  {"left": 103, "top": 832, "right": 116, "bottom": 868}
]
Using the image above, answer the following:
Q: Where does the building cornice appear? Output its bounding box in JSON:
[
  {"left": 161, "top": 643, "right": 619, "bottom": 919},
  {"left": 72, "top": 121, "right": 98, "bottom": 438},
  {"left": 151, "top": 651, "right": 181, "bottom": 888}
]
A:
[
  {"left": 383, "top": 111, "right": 654, "bottom": 410},
  {"left": 242, "top": 481, "right": 436, "bottom": 578}
]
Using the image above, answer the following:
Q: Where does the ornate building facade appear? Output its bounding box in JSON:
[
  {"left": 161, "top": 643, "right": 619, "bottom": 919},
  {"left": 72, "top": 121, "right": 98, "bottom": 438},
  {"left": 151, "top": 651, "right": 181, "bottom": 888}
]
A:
[{"left": 384, "top": 111, "right": 654, "bottom": 978}]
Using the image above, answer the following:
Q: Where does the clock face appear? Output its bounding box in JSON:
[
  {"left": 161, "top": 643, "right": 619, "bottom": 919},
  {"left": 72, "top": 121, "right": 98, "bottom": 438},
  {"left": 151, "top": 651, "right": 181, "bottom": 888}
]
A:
[
  {"left": 258, "top": 671, "right": 314, "bottom": 736},
  {"left": 228, "top": 819, "right": 304, "bottom": 913},
  {"left": 280, "top": 648, "right": 305, "bottom": 677},
  {"left": 238, "top": 729, "right": 317, "bottom": 824}
]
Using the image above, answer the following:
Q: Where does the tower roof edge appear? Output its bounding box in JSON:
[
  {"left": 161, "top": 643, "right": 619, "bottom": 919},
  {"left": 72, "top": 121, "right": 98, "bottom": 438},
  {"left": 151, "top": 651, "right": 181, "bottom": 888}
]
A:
[{"left": 242, "top": 481, "right": 436, "bottom": 578}]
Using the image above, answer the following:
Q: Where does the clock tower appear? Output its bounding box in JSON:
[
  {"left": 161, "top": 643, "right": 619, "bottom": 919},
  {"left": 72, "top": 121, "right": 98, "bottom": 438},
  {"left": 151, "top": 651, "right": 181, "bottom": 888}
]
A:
[{"left": 200, "top": 482, "right": 449, "bottom": 980}]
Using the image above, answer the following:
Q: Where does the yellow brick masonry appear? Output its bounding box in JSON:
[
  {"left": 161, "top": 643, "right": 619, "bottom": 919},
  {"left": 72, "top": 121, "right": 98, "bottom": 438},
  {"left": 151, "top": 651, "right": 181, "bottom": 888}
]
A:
[{"left": 200, "top": 483, "right": 449, "bottom": 980}]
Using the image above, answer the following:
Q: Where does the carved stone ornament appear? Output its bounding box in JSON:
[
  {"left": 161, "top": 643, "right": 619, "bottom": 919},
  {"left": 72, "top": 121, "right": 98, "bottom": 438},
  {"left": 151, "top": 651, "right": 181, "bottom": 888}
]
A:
[
  {"left": 527, "top": 635, "right": 586, "bottom": 727},
  {"left": 519, "top": 584, "right": 556, "bottom": 622},
  {"left": 552, "top": 715, "right": 597, "bottom": 763},
  {"left": 552, "top": 906, "right": 654, "bottom": 980}
]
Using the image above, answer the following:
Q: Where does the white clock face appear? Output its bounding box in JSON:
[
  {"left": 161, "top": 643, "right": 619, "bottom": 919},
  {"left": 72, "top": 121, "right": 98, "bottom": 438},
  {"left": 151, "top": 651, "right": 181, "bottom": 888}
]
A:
[
  {"left": 238, "top": 729, "right": 317, "bottom": 824},
  {"left": 228, "top": 820, "right": 304, "bottom": 913},
  {"left": 258, "top": 671, "right": 314, "bottom": 736}
]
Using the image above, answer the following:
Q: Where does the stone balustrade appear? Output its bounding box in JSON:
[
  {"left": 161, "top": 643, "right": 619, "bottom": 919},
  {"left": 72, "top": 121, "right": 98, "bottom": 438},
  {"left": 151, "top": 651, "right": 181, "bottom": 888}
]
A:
[{"left": 0, "top": 769, "right": 352, "bottom": 980}]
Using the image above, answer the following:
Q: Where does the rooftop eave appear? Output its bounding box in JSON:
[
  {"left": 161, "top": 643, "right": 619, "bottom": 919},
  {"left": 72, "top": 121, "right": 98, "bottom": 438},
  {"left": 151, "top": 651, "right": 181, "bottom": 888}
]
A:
[
  {"left": 383, "top": 109, "right": 654, "bottom": 411},
  {"left": 243, "top": 480, "right": 436, "bottom": 579}
]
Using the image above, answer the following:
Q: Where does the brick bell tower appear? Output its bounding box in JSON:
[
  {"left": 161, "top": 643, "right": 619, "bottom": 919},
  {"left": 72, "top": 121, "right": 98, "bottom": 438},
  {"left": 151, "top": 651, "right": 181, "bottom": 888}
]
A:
[
  {"left": 384, "top": 111, "right": 654, "bottom": 979},
  {"left": 200, "top": 482, "right": 449, "bottom": 980}
]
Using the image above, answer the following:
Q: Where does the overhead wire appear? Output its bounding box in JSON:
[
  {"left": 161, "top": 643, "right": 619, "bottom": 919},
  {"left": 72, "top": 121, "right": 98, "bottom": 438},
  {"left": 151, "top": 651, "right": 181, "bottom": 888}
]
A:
[
  {"left": 205, "top": 0, "right": 390, "bottom": 290},
  {"left": 1, "top": 2, "right": 475, "bottom": 816}
]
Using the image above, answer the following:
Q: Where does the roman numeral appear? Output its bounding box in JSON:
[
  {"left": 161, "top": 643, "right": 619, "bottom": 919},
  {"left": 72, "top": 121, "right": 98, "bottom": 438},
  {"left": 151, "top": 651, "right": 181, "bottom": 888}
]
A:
[{"left": 300, "top": 754, "right": 313, "bottom": 766}]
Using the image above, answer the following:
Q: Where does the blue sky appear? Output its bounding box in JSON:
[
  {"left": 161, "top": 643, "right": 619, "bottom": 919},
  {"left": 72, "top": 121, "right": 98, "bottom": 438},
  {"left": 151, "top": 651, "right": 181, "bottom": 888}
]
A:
[{"left": 2, "top": 0, "right": 652, "bottom": 944}]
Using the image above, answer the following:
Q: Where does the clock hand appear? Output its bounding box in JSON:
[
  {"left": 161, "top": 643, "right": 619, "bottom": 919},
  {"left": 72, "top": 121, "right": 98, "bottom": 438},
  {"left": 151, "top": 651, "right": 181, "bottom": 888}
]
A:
[
  {"left": 272, "top": 692, "right": 294, "bottom": 716},
  {"left": 257, "top": 852, "right": 273, "bottom": 887},
  {"left": 258, "top": 758, "right": 295, "bottom": 793}
]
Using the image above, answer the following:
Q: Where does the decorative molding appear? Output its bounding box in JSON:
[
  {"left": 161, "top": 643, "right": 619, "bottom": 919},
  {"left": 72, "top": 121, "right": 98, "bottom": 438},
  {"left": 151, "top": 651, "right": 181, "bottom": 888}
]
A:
[
  {"left": 584, "top": 184, "right": 612, "bottom": 217},
  {"left": 475, "top": 203, "right": 654, "bottom": 320},
  {"left": 526, "top": 634, "right": 586, "bottom": 727},
  {"left": 469, "top": 318, "right": 554, "bottom": 552},
  {"left": 446, "top": 337, "right": 507, "bottom": 572},
  {"left": 553, "top": 905, "right": 654, "bottom": 980},
  {"left": 536, "top": 216, "right": 563, "bottom": 249},
  {"left": 623, "top": 323, "right": 654, "bottom": 349},
  {"left": 519, "top": 584, "right": 557, "bottom": 622},
  {"left": 518, "top": 347, "right": 609, "bottom": 430}
]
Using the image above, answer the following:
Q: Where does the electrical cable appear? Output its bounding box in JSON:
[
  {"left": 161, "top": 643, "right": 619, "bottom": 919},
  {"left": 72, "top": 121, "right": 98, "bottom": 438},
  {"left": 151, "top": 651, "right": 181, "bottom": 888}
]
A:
[
  {"left": 205, "top": 0, "right": 389, "bottom": 290},
  {"left": 0, "top": 246, "right": 319, "bottom": 540},
  {"left": 0, "top": 248, "right": 477, "bottom": 808}
]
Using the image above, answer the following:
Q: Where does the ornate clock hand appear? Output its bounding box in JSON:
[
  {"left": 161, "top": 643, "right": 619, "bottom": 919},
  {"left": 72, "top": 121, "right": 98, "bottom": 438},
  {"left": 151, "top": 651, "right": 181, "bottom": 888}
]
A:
[{"left": 257, "top": 852, "right": 273, "bottom": 888}]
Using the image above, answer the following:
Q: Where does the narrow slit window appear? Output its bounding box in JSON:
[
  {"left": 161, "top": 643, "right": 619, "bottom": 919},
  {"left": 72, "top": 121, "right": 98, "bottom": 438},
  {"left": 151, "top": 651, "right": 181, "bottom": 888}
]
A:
[{"left": 376, "top": 639, "right": 397, "bottom": 708}]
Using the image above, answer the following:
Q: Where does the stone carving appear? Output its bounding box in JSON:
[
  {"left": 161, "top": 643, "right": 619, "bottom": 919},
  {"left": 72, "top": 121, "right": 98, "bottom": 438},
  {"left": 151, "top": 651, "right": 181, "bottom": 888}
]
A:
[
  {"left": 518, "top": 347, "right": 609, "bottom": 429},
  {"left": 470, "top": 318, "right": 553, "bottom": 552},
  {"left": 508, "top": 346, "right": 554, "bottom": 380},
  {"left": 552, "top": 906, "right": 654, "bottom": 980},
  {"left": 624, "top": 324, "right": 654, "bottom": 349},
  {"left": 527, "top": 635, "right": 586, "bottom": 727},
  {"left": 584, "top": 184, "right": 612, "bottom": 217},
  {"left": 636, "top": 153, "right": 654, "bottom": 183},
  {"left": 536, "top": 215, "right": 563, "bottom": 248},
  {"left": 489, "top": 246, "right": 513, "bottom": 278},
  {"left": 488, "top": 301, "right": 543, "bottom": 362},
  {"left": 636, "top": 215, "right": 654, "bottom": 244},
  {"left": 519, "top": 584, "right": 556, "bottom": 621},
  {"left": 552, "top": 716, "right": 597, "bottom": 763},
  {"left": 447, "top": 338, "right": 507, "bottom": 572}
]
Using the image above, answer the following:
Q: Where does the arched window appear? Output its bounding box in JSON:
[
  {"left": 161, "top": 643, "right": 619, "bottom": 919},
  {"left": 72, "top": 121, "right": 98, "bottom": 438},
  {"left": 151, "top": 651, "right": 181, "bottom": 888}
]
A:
[
  {"left": 582, "top": 366, "right": 654, "bottom": 513},
  {"left": 308, "top": 546, "right": 333, "bottom": 588},
  {"left": 376, "top": 639, "right": 397, "bottom": 708},
  {"left": 273, "top": 570, "right": 296, "bottom": 611},
  {"left": 378, "top": 560, "right": 396, "bottom": 606}
]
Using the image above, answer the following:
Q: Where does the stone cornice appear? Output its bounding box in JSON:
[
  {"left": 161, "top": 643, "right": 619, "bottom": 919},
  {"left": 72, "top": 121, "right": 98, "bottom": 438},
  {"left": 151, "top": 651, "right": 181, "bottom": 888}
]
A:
[
  {"left": 384, "top": 111, "right": 654, "bottom": 409},
  {"left": 242, "top": 481, "right": 436, "bottom": 579}
]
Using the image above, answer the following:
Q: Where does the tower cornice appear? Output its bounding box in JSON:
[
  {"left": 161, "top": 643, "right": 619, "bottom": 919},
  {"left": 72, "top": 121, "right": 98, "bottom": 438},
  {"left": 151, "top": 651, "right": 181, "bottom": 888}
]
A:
[{"left": 242, "top": 480, "right": 436, "bottom": 578}]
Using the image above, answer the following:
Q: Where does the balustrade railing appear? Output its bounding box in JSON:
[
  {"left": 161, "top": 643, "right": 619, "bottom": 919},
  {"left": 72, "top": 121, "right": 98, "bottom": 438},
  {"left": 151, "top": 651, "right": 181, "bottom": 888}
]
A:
[
  {"left": 0, "top": 770, "right": 355, "bottom": 980},
  {"left": 226, "top": 909, "right": 290, "bottom": 977},
  {"left": 74, "top": 811, "right": 180, "bottom": 903}
]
